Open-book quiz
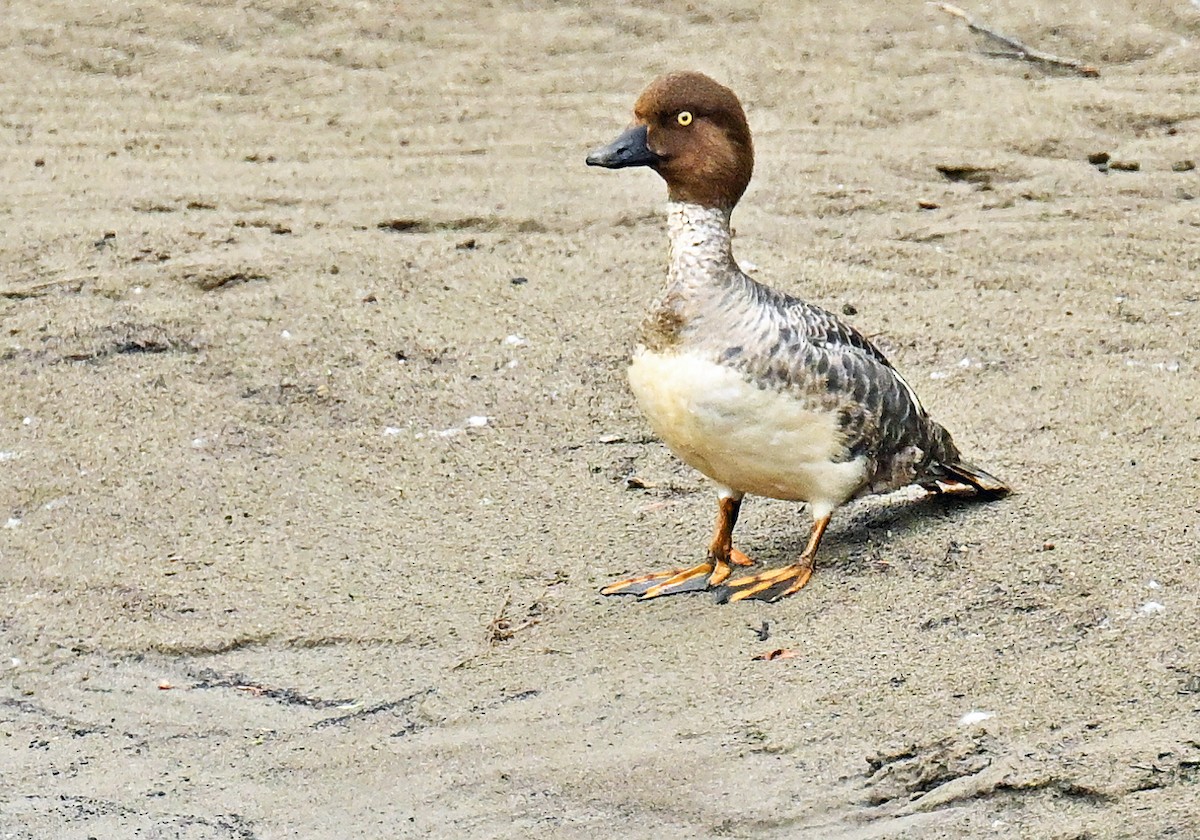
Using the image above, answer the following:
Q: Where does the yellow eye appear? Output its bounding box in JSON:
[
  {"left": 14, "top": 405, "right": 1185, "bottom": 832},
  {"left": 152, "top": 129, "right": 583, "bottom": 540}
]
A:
[{"left": 676, "top": 111, "right": 693, "bottom": 126}]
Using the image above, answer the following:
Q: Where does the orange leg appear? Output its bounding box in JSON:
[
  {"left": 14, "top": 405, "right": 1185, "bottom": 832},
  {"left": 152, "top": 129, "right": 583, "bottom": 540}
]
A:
[
  {"left": 715, "top": 514, "right": 831, "bottom": 603},
  {"left": 601, "top": 495, "right": 754, "bottom": 599}
]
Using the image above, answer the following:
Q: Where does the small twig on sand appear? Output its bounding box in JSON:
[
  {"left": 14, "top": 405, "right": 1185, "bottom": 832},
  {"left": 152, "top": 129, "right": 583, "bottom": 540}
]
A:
[
  {"left": 749, "top": 621, "right": 771, "bottom": 642},
  {"left": 0, "top": 276, "right": 88, "bottom": 299},
  {"left": 931, "top": 2, "right": 1099, "bottom": 77},
  {"left": 487, "top": 592, "right": 542, "bottom": 645},
  {"left": 453, "top": 590, "right": 550, "bottom": 669},
  {"left": 752, "top": 648, "right": 801, "bottom": 662}
]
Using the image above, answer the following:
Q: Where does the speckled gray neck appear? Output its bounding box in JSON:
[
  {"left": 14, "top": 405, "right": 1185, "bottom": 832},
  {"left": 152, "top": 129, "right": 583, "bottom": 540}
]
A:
[
  {"left": 666, "top": 202, "right": 736, "bottom": 287},
  {"left": 638, "top": 202, "right": 743, "bottom": 351}
]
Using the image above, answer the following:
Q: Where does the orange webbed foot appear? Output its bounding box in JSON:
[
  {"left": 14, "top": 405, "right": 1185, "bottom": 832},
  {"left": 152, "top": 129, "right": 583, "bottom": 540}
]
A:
[
  {"left": 602, "top": 495, "right": 760, "bottom": 601},
  {"left": 714, "top": 513, "right": 830, "bottom": 604},
  {"left": 714, "top": 561, "right": 815, "bottom": 604},
  {"left": 601, "top": 551, "right": 756, "bottom": 600},
  {"left": 601, "top": 563, "right": 716, "bottom": 598}
]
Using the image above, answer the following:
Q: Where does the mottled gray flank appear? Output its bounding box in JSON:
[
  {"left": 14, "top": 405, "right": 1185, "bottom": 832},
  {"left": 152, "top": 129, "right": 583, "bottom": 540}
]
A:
[{"left": 643, "top": 202, "right": 968, "bottom": 496}]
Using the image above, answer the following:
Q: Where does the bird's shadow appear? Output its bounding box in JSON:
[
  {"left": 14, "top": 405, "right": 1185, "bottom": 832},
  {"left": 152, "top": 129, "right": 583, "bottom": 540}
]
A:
[{"left": 750, "top": 490, "right": 1006, "bottom": 572}]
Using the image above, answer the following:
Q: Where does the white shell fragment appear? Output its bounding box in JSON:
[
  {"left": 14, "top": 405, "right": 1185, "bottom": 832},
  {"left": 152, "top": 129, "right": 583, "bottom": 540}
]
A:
[
  {"left": 417, "top": 416, "right": 493, "bottom": 440},
  {"left": 958, "top": 710, "right": 995, "bottom": 726}
]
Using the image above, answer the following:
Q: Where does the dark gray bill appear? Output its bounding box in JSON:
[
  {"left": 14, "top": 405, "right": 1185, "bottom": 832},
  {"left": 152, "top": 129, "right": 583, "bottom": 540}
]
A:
[{"left": 585, "top": 124, "right": 659, "bottom": 169}]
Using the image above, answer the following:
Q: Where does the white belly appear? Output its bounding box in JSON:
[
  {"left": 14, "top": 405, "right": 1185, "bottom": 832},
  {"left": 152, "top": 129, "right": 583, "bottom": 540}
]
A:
[{"left": 627, "top": 348, "right": 867, "bottom": 514}]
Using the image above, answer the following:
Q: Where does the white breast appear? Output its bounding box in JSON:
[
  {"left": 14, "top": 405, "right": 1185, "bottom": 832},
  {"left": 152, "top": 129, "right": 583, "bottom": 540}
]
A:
[{"left": 627, "top": 348, "right": 867, "bottom": 516}]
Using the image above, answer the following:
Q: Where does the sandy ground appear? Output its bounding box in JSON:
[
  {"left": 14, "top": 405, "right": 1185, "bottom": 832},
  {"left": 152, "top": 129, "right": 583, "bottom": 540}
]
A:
[{"left": 2, "top": 1, "right": 1199, "bottom": 837}]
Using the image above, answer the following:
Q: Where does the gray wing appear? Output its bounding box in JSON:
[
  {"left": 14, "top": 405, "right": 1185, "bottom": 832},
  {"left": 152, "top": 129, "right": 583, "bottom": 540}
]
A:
[{"left": 746, "top": 282, "right": 953, "bottom": 474}]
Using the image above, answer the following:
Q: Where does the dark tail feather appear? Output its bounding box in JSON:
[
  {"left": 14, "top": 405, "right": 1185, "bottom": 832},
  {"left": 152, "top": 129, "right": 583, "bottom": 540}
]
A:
[
  {"left": 928, "top": 461, "right": 1011, "bottom": 498},
  {"left": 923, "top": 423, "right": 1010, "bottom": 498}
]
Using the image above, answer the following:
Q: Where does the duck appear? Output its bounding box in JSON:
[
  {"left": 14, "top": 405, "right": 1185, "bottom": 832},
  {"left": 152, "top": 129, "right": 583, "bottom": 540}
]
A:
[{"left": 585, "top": 71, "right": 1009, "bottom": 603}]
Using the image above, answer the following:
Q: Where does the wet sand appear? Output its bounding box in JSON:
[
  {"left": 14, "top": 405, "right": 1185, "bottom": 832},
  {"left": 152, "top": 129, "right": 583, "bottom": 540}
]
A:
[{"left": 2, "top": 1, "right": 1199, "bottom": 837}]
